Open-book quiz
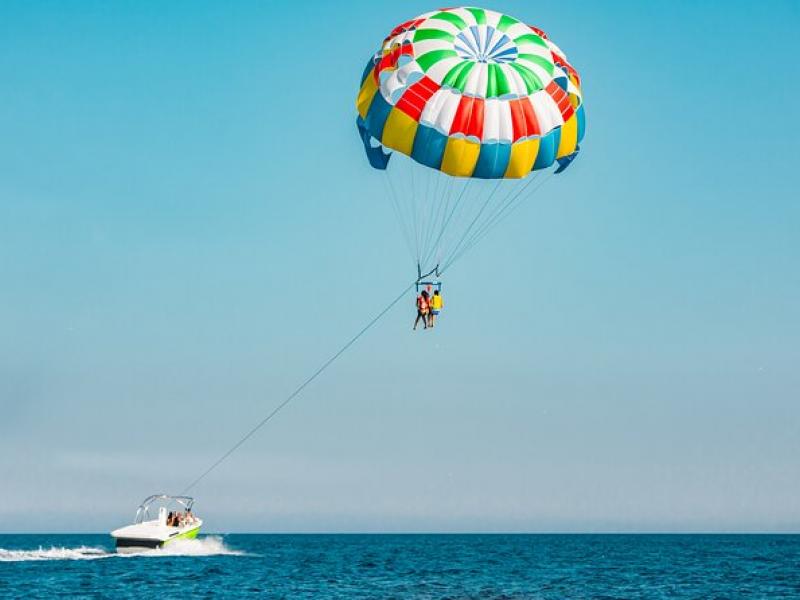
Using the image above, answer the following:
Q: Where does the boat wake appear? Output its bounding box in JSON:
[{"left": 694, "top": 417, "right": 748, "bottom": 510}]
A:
[
  {"left": 0, "top": 545, "right": 113, "bottom": 562},
  {"left": 0, "top": 537, "right": 245, "bottom": 562},
  {"left": 138, "top": 536, "right": 246, "bottom": 557}
]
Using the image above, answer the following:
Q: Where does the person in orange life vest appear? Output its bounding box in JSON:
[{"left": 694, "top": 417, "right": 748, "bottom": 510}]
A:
[
  {"left": 428, "top": 289, "right": 443, "bottom": 327},
  {"left": 414, "top": 290, "right": 429, "bottom": 330}
]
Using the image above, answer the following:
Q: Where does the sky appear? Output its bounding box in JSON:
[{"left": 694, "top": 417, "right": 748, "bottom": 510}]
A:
[{"left": 1, "top": 0, "right": 798, "bottom": 533}]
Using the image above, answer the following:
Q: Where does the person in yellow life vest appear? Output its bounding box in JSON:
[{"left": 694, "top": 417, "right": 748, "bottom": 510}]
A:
[{"left": 428, "top": 289, "right": 443, "bottom": 327}]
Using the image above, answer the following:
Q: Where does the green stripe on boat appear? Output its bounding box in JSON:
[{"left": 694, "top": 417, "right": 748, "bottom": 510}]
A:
[{"left": 163, "top": 526, "right": 201, "bottom": 546}]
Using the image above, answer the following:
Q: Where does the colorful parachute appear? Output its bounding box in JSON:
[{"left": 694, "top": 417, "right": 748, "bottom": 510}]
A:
[{"left": 356, "top": 7, "right": 585, "bottom": 276}]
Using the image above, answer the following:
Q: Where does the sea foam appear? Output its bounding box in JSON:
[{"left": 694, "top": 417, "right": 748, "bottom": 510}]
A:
[
  {"left": 0, "top": 536, "right": 244, "bottom": 561},
  {"left": 0, "top": 545, "right": 112, "bottom": 562},
  {"left": 137, "top": 536, "right": 246, "bottom": 557}
]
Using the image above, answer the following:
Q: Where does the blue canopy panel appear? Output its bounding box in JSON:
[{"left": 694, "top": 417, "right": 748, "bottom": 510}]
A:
[
  {"left": 554, "top": 145, "right": 580, "bottom": 174},
  {"left": 473, "top": 143, "right": 512, "bottom": 179},
  {"left": 357, "top": 116, "right": 391, "bottom": 170}
]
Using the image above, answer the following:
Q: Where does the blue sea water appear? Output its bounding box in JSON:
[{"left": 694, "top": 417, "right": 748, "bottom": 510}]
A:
[{"left": 1, "top": 534, "right": 799, "bottom": 598}]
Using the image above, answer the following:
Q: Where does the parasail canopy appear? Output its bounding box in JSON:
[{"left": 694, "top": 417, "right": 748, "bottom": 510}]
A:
[{"left": 356, "top": 7, "right": 586, "bottom": 276}]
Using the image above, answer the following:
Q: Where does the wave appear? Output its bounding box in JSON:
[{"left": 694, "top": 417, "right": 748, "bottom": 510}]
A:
[{"left": 0, "top": 536, "right": 245, "bottom": 562}]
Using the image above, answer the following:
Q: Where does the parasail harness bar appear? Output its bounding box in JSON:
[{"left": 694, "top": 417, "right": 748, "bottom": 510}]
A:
[{"left": 416, "top": 263, "right": 442, "bottom": 293}]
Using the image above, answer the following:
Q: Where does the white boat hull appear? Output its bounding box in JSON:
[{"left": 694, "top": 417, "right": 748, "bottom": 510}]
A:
[{"left": 111, "top": 519, "right": 202, "bottom": 553}]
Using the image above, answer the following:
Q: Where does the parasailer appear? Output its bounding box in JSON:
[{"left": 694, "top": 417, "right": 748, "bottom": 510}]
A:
[
  {"left": 414, "top": 289, "right": 430, "bottom": 330},
  {"left": 355, "top": 7, "right": 586, "bottom": 328},
  {"left": 429, "top": 289, "right": 443, "bottom": 327}
]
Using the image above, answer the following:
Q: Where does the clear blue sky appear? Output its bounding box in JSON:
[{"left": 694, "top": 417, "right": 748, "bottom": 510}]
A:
[{"left": 1, "top": 0, "right": 798, "bottom": 532}]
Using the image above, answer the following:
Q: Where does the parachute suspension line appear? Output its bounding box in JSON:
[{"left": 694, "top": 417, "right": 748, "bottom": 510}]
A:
[
  {"left": 420, "top": 171, "right": 449, "bottom": 269},
  {"left": 463, "top": 171, "right": 554, "bottom": 256},
  {"left": 181, "top": 280, "right": 417, "bottom": 494},
  {"left": 421, "top": 176, "right": 443, "bottom": 265},
  {"left": 440, "top": 179, "right": 503, "bottom": 274},
  {"left": 462, "top": 172, "right": 542, "bottom": 250},
  {"left": 444, "top": 178, "right": 493, "bottom": 263},
  {"left": 409, "top": 164, "right": 421, "bottom": 263},
  {"left": 415, "top": 164, "right": 432, "bottom": 264},
  {"left": 441, "top": 175, "right": 536, "bottom": 272},
  {"left": 418, "top": 170, "right": 437, "bottom": 266},
  {"left": 397, "top": 168, "right": 420, "bottom": 257},
  {"left": 382, "top": 170, "right": 415, "bottom": 262},
  {"left": 444, "top": 171, "right": 555, "bottom": 272},
  {"left": 428, "top": 173, "right": 457, "bottom": 266},
  {"left": 423, "top": 171, "right": 444, "bottom": 254},
  {"left": 445, "top": 176, "right": 539, "bottom": 272},
  {"left": 421, "top": 176, "right": 471, "bottom": 270},
  {"left": 421, "top": 166, "right": 444, "bottom": 268},
  {"left": 388, "top": 164, "right": 416, "bottom": 262}
]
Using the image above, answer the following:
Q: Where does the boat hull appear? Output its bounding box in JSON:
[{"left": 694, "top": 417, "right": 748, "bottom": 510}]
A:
[{"left": 114, "top": 525, "right": 201, "bottom": 553}]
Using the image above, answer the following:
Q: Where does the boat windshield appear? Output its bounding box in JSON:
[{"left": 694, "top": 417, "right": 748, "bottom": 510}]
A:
[{"left": 134, "top": 495, "right": 195, "bottom": 524}]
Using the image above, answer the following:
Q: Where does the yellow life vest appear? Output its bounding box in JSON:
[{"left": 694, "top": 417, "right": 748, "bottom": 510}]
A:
[{"left": 430, "top": 295, "right": 443, "bottom": 309}]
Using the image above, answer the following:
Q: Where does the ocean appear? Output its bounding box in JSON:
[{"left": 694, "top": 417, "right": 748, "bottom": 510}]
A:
[{"left": 1, "top": 534, "right": 799, "bottom": 598}]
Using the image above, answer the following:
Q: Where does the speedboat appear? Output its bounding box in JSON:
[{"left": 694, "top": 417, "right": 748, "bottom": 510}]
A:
[{"left": 110, "top": 494, "right": 202, "bottom": 553}]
